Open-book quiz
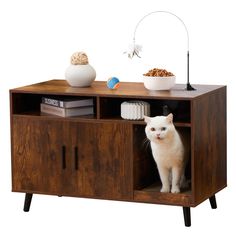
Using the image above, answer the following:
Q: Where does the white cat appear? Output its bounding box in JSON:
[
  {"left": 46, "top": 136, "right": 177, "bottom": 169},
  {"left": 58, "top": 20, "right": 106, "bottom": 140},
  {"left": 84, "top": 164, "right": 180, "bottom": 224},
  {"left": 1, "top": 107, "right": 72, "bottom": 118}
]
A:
[{"left": 144, "top": 113, "right": 189, "bottom": 193}]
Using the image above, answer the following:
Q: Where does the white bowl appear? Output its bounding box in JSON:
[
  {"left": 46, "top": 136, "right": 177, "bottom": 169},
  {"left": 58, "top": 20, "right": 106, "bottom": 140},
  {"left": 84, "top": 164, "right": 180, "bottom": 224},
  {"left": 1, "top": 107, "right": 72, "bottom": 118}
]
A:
[{"left": 143, "top": 75, "right": 176, "bottom": 91}]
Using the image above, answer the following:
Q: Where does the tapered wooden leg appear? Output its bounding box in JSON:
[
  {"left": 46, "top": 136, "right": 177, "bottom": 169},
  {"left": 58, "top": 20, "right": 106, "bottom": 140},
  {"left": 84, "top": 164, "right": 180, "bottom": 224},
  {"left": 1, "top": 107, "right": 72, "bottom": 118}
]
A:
[
  {"left": 23, "top": 193, "right": 33, "bottom": 212},
  {"left": 183, "top": 207, "right": 191, "bottom": 227},
  {"left": 209, "top": 195, "right": 217, "bottom": 209}
]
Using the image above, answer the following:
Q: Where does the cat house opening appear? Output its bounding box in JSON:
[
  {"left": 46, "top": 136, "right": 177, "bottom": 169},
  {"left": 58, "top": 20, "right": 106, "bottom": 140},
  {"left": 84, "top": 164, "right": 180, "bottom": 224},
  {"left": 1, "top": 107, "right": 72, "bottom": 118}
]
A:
[{"left": 133, "top": 125, "right": 191, "bottom": 194}]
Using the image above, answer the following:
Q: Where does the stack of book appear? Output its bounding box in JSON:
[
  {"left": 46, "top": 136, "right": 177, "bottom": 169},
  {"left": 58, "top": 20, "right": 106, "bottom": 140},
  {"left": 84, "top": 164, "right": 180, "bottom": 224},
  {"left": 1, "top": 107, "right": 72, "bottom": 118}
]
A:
[{"left": 40, "top": 97, "right": 94, "bottom": 117}]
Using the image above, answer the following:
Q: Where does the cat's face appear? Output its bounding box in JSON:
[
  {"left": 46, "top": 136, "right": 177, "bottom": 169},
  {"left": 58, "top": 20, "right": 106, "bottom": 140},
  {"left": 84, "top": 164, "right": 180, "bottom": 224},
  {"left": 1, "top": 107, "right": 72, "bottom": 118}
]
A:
[{"left": 144, "top": 113, "right": 175, "bottom": 143}]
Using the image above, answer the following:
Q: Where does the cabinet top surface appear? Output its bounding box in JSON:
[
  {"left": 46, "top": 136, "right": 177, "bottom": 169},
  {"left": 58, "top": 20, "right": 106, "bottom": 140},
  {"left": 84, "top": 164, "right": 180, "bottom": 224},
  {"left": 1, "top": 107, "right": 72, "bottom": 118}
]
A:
[{"left": 10, "top": 79, "right": 225, "bottom": 99}]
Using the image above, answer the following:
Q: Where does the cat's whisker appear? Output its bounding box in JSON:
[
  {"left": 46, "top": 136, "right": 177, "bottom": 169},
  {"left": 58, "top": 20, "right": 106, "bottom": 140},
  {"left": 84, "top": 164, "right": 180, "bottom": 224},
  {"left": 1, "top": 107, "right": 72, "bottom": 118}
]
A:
[{"left": 142, "top": 137, "right": 150, "bottom": 150}]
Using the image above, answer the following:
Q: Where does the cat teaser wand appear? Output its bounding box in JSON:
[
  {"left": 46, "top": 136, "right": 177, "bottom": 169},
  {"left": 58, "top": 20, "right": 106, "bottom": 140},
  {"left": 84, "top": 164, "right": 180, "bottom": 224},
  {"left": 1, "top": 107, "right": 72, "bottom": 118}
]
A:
[{"left": 126, "top": 10, "right": 196, "bottom": 91}]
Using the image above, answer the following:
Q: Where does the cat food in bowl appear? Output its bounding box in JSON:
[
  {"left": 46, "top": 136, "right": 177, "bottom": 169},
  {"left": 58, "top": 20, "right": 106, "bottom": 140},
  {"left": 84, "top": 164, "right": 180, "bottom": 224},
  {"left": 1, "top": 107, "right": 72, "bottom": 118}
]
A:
[{"left": 143, "top": 68, "right": 176, "bottom": 91}]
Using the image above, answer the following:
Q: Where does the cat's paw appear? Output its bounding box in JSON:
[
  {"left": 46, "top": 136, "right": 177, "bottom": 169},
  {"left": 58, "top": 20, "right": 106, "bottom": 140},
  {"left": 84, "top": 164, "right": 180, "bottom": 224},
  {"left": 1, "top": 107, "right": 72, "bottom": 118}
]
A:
[
  {"left": 160, "top": 186, "right": 170, "bottom": 193},
  {"left": 171, "top": 186, "right": 180, "bottom": 193}
]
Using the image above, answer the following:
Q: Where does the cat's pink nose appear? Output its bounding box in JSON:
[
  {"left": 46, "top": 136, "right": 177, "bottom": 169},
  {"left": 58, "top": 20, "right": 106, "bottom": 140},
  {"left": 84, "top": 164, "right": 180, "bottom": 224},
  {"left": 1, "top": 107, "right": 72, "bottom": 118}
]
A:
[{"left": 156, "top": 134, "right": 161, "bottom": 139}]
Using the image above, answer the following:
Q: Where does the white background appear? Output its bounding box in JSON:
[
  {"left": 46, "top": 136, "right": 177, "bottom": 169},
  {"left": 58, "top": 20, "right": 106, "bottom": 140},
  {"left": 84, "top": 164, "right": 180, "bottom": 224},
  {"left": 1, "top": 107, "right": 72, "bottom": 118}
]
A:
[{"left": 0, "top": 0, "right": 235, "bottom": 235}]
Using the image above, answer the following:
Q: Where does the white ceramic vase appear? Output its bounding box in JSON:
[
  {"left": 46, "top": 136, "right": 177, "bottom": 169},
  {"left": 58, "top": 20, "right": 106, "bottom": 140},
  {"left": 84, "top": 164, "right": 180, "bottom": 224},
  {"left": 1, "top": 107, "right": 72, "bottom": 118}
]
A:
[{"left": 65, "top": 64, "right": 96, "bottom": 87}]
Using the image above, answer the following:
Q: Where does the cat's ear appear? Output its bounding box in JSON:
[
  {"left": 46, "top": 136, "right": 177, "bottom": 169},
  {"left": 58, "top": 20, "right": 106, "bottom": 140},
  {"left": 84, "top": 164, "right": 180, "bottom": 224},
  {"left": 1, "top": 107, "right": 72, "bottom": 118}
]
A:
[
  {"left": 166, "top": 113, "right": 173, "bottom": 123},
  {"left": 144, "top": 115, "right": 151, "bottom": 124}
]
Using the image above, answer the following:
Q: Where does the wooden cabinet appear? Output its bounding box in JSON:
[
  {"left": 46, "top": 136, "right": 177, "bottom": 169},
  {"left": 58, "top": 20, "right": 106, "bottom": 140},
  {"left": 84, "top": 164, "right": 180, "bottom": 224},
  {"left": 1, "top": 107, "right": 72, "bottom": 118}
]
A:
[
  {"left": 70, "top": 122, "right": 133, "bottom": 200},
  {"left": 10, "top": 80, "right": 227, "bottom": 226},
  {"left": 12, "top": 117, "right": 65, "bottom": 194},
  {"left": 12, "top": 116, "right": 132, "bottom": 199}
]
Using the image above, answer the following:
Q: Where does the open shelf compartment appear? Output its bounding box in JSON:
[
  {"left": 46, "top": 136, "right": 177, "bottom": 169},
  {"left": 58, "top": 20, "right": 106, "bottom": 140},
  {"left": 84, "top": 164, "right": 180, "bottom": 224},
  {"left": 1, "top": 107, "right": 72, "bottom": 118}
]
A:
[
  {"left": 11, "top": 93, "right": 97, "bottom": 119},
  {"left": 99, "top": 97, "right": 191, "bottom": 123}
]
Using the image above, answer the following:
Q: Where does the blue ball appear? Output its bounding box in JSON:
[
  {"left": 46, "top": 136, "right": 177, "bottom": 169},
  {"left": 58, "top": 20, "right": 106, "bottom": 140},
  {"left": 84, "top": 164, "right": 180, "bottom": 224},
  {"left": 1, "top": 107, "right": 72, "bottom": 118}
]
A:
[{"left": 107, "top": 77, "right": 120, "bottom": 89}]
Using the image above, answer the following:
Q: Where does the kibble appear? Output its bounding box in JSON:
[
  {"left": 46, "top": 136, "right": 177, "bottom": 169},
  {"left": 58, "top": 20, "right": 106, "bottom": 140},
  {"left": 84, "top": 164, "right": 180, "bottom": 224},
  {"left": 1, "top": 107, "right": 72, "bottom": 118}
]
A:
[{"left": 143, "top": 68, "right": 174, "bottom": 77}]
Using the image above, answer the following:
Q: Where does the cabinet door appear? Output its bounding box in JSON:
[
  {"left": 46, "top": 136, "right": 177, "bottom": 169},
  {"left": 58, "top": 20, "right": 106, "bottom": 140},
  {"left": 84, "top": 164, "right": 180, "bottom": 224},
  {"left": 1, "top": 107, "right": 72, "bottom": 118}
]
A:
[
  {"left": 12, "top": 116, "right": 66, "bottom": 195},
  {"left": 70, "top": 122, "right": 133, "bottom": 200}
]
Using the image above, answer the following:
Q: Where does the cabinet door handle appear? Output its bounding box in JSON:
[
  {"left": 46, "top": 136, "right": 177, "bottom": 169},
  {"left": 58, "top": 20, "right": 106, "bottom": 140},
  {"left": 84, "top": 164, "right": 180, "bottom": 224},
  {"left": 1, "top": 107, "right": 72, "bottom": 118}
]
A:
[
  {"left": 74, "top": 146, "right": 79, "bottom": 170},
  {"left": 61, "top": 146, "right": 66, "bottom": 169}
]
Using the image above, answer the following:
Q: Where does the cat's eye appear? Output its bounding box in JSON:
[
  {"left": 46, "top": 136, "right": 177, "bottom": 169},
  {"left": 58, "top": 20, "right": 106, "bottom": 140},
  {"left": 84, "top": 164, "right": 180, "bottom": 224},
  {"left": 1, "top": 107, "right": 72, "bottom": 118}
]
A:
[
  {"left": 150, "top": 127, "right": 156, "bottom": 131},
  {"left": 161, "top": 127, "right": 166, "bottom": 131}
]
